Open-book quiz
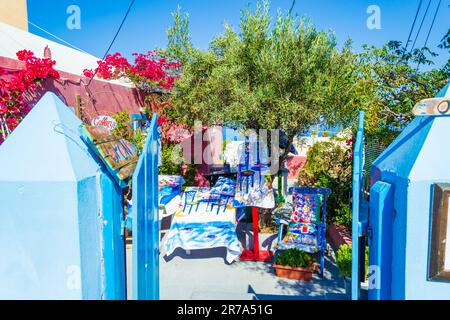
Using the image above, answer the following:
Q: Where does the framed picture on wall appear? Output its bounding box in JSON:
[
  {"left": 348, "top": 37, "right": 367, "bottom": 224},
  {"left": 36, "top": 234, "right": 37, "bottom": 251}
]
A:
[{"left": 428, "top": 183, "right": 450, "bottom": 282}]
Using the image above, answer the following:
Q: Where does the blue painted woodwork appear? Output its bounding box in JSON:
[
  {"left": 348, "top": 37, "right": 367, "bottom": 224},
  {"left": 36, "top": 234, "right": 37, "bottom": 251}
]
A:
[
  {"left": 369, "top": 82, "right": 450, "bottom": 299},
  {"left": 239, "top": 170, "right": 255, "bottom": 193},
  {"left": 0, "top": 92, "right": 125, "bottom": 299},
  {"left": 368, "top": 181, "right": 393, "bottom": 300},
  {"left": 435, "top": 82, "right": 449, "bottom": 97},
  {"left": 289, "top": 186, "right": 331, "bottom": 196},
  {"left": 99, "top": 174, "right": 127, "bottom": 300},
  {"left": 351, "top": 110, "right": 366, "bottom": 300},
  {"left": 237, "top": 138, "right": 256, "bottom": 193},
  {"left": 276, "top": 186, "right": 331, "bottom": 277},
  {"left": 183, "top": 189, "right": 197, "bottom": 214},
  {"left": 132, "top": 113, "right": 160, "bottom": 300},
  {"left": 210, "top": 194, "right": 234, "bottom": 214},
  {"left": 196, "top": 197, "right": 212, "bottom": 212},
  {"left": 131, "top": 113, "right": 148, "bottom": 131}
]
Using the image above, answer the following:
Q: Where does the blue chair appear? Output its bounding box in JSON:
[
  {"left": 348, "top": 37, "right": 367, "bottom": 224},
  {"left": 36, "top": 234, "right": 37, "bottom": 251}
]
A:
[
  {"left": 196, "top": 197, "right": 212, "bottom": 212},
  {"left": 183, "top": 189, "right": 198, "bottom": 214},
  {"left": 195, "top": 188, "right": 217, "bottom": 212},
  {"left": 238, "top": 163, "right": 255, "bottom": 193},
  {"left": 250, "top": 164, "right": 265, "bottom": 187},
  {"left": 210, "top": 194, "right": 233, "bottom": 214},
  {"left": 275, "top": 186, "right": 331, "bottom": 278},
  {"left": 198, "top": 193, "right": 219, "bottom": 212}
]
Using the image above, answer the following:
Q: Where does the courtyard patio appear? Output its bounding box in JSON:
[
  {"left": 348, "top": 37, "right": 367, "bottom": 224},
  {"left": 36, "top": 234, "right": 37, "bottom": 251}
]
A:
[{"left": 126, "top": 226, "right": 346, "bottom": 300}]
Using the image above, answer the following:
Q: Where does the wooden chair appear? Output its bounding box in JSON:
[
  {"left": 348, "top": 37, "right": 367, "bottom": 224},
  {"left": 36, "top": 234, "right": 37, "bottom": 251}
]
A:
[
  {"left": 210, "top": 194, "right": 234, "bottom": 214},
  {"left": 275, "top": 186, "right": 331, "bottom": 277}
]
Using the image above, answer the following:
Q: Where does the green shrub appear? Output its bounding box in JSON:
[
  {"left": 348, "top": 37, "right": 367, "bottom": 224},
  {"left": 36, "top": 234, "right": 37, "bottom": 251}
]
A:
[
  {"left": 130, "top": 128, "right": 148, "bottom": 152},
  {"left": 298, "top": 138, "right": 353, "bottom": 229},
  {"left": 334, "top": 202, "right": 352, "bottom": 230},
  {"left": 336, "top": 244, "right": 370, "bottom": 279},
  {"left": 365, "top": 245, "right": 369, "bottom": 279},
  {"left": 111, "top": 111, "right": 148, "bottom": 154},
  {"left": 159, "top": 143, "right": 196, "bottom": 187},
  {"left": 111, "top": 111, "right": 197, "bottom": 186},
  {"left": 275, "top": 249, "right": 314, "bottom": 268},
  {"left": 182, "top": 161, "right": 196, "bottom": 187},
  {"left": 112, "top": 111, "right": 133, "bottom": 140},
  {"left": 159, "top": 143, "right": 183, "bottom": 175},
  {"left": 336, "top": 244, "right": 352, "bottom": 278}
]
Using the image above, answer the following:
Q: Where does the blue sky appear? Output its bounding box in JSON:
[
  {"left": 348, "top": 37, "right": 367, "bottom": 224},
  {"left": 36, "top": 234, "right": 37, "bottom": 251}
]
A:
[{"left": 27, "top": 0, "right": 449, "bottom": 68}]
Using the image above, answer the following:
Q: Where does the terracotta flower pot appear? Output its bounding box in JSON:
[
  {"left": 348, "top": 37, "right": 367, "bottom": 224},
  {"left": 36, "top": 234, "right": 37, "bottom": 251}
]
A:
[{"left": 273, "top": 264, "right": 313, "bottom": 281}]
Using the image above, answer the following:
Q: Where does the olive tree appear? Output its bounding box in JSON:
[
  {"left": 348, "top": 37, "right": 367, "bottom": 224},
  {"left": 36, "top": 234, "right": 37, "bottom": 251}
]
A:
[{"left": 163, "top": 1, "right": 360, "bottom": 165}]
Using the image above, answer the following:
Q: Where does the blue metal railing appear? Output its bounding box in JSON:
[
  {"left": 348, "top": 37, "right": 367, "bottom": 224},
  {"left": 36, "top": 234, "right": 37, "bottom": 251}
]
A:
[
  {"left": 351, "top": 110, "right": 365, "bottom": 300},
  {"left": 132, "top": 113, "right": 159, "bottom": 300}
]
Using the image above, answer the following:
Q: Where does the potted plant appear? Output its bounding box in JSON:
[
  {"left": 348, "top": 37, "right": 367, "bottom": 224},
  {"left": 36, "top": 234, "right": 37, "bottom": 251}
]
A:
[{"left": 273, "top": 249, "right": 315, "bottom": 281}]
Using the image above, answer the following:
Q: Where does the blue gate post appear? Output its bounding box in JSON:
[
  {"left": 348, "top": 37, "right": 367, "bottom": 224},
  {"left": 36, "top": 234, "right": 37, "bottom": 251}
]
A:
[
  {"left": 368, "top": 181, "right": 394, "bottom": 300},
  {"left": 132, "top": 114, "right": 159, "bottom": 300},
  {"left": 0, "top": 92, "right": 127, "bottom": 299},
  {"left": 351, "top": 111, "right": 366, "bottom": 300}
]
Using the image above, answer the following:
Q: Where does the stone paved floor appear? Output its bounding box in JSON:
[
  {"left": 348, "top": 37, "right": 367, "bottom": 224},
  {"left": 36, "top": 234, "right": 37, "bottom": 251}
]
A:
[{"left": 126, "top": 231, "right": 346, "bottom": 300}]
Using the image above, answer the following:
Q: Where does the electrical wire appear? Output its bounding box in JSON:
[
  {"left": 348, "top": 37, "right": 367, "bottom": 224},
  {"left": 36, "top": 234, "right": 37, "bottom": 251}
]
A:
[
  {"left": 3, "top": 9, "right": 91, "bottom": 55},
  {"left": 405, "top": 0, "right": 423, "bottom": 49},
  {"left": 289, "top": 0, "right": 296, "bottom": 15},
  {"left": 422, "top": 0, "right": 442, "bottom": 49},
  {"left": 410, "top": 0, "right": 432, "bottom": 53},
  {"left": 417, "top": 0, "right": 442, "bottom": 70},
  {"left": 27, "top": 20, "right": 90, "bottom": 54},
  {"left": 86, "top": 0, "right": 135, "bottom": 87}
]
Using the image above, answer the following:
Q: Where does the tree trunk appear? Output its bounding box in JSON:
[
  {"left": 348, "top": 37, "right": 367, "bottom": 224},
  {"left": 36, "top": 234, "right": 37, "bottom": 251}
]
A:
[
  {"left": 257, "top": 134, "right": 294, "bottom": 230},
  {"left": 258, "top": 207, "right": 276, "bottom": 231},
  {"left": 279, "top": 134, "right": 294, "bottom": 167}
]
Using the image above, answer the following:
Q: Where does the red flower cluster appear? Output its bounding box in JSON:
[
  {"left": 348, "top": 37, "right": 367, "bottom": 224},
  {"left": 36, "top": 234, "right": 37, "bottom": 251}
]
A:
[
  {"left": 83, "top": 51, "right": 180, "bottom": 91},
  {"left": 82, "top": 68, "right": 94, "bottom": 78},
  {"left": 0, "top": 50, "right": 60, "bottom": 143},
  {"left": 132, "top": 51, "right": 180, "bottom": 90},
  {"left": 84, "top": 52, "right": 131, "bottom": 80},
  {"left": 84, "top": 51, "right": 182, "bottom": 143}
]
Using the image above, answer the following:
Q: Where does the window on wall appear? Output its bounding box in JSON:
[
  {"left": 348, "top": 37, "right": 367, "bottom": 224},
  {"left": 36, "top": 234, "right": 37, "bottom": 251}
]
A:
[{"left": 428, "top": 183, "right": 450, "bottom": 282}]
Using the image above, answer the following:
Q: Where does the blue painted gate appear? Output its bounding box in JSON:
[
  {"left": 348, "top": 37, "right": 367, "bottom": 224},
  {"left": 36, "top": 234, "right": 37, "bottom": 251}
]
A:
[
  {"left": 132, "top": 114, "right": 160, "bottom": 300},
  {"left": 351, "top": 111, "right": 369, "bottom": 300}
]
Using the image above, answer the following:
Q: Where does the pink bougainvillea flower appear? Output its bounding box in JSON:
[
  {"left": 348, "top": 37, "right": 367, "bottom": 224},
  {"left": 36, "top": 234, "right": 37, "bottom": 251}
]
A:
[
  {"left": 83, "top": 69, "right": 94, "bottom": 78},
  {"left": 0, "top": 50, "right": 59, "bottom": 143}
]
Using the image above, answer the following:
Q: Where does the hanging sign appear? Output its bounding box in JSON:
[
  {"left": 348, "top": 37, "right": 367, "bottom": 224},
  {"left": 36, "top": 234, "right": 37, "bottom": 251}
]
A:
[
  {"left": 413, "top": 98, "right": 450, "bottom": 116},
  {"left": 91, "top": 115, "right": 117, "bottom": 132},
  {"left": 80, "top": 125, "right": 138, "bottom": 188}
]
